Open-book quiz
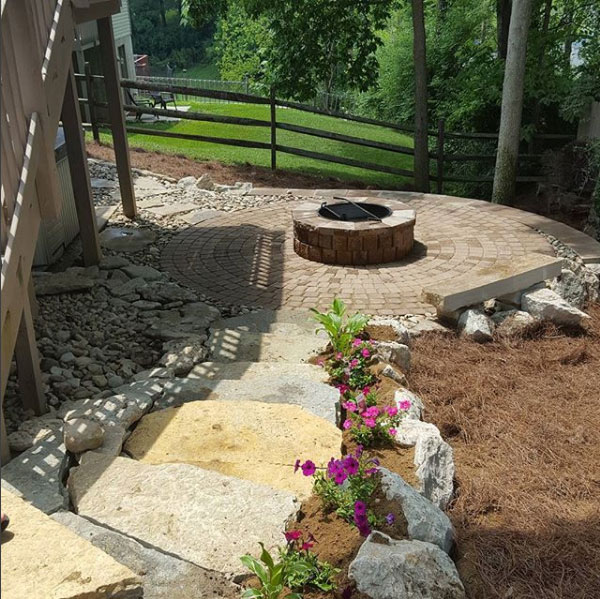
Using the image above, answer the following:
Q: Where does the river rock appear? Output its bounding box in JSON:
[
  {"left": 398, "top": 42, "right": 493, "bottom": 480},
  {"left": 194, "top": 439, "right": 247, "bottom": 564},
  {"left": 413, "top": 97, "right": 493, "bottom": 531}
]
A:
[
  {"left": 379, "top": 468, "right": 454, "bottom": 553},
  {"left": 521, "top": 287, "right": 590, "bottom": 326},
  {"left": 64, "top": 418, "right": 105, "bottom": 453},
  {"left": 68, "top": 454, "right": 299, "bottom": 575},
  {"left": 349, "top": 532, "right": 465, "bottom": 599}
]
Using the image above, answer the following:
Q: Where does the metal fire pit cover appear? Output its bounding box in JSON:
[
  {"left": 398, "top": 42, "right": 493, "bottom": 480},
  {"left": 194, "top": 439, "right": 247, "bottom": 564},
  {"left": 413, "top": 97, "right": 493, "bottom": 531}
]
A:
[{"left": 319, "top": 201, "right": 392, "bottom": 222}]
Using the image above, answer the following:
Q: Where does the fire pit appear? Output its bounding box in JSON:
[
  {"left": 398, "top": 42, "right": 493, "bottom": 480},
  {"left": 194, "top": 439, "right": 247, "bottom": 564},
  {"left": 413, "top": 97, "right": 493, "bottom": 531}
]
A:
[{"left": 292, "top": 196, "right": 416, "bottom": 265}]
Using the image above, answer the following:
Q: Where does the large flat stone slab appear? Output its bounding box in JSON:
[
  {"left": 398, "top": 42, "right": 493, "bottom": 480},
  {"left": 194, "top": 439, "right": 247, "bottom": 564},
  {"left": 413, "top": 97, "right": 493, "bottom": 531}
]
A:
[
  {"left": 187, "top": 361, "right": 328, "bottom": 383},
  {"left": 51, "top": 511, "right": 241, "bottom": 599},
  {"left": 68, "top": 454, "right": 299, "bottom": 575},
  {"left": 156, "top": 374, "right": 338, "bottom": 424},
  {"left": 99, "top": 227, "right": 157, "bottom": 252},
  {"left": 124, "top": 400, "right": 341, "bottom": 498},
  {"left": 422, "top": 253, "right": 563, "bottom": 312},
  {"left": 1, "top": 488, "right": 142, "bottom": 599},
  {"left": 213, "top": 309, "right": 321, "bottom": 335},
  {"left": 208, "top": 328, "right": 327, "bottom": 362}
]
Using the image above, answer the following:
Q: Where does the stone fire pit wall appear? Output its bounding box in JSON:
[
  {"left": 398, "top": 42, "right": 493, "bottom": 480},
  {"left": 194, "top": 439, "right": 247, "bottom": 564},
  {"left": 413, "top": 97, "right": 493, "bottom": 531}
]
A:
[{"left": 292, "top": 197, "right": 416, "bottom": 265}]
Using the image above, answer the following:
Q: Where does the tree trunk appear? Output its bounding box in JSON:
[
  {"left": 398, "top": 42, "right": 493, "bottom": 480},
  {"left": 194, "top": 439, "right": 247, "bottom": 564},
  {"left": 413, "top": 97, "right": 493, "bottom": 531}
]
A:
[
  {"left": 492, "top": 0, "right": 534, "bottom": 204},
  {"left": 159, "top": 0, "right": 167, "bottom": 27},
  {"left": 496, "top": 0, "right": 511, "bottom": 59},
  {"left": 412, "top": 0, "right": 430, "bottom": 193}
]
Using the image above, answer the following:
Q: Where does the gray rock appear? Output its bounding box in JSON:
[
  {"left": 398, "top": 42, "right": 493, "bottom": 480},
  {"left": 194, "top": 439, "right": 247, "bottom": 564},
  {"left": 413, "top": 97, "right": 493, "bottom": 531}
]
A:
[
  {"left": 60, "top": 352, "right": 76, "bottom": 364},
  {"left": 457, "top": 309, "right": 494, "bottom": 342},
  {"left": 99, "top": 227, "right": 157, "bottom": 252},
  {"left": 99, "top": 256, "right": 131, "bottom": 270},
  {"left": 111, "top": 379, "right": 164, "bottom": 402},
  {"left": 109, "top": 277, "right": 147, "bottom": 298},
  {"left": 187, "top": 361, "right": 328, "bottom": 384},
  {"left": 378, "top": 364, "right": 408, "bottom": 386},
  {"left": 379, "top": 468, "right": 454, "bottom": 553},
  {"left": 182, "top": 209, "right": 223, "bottom": 225},
  {"left": 50, "top": 512, "right": 241, "bottom": 599},
  {"left": 131, "top": 300, "right": 162, "bottom": 311},
  {"left": 522, "top": 287, "right": 590, "bottom": 327},
  {"left": 551, "top": 268, "right": 587, "bottom": 309},
  {"left": 133, "top": 367, "right": 175, "bottom": 381},
  {"left": 139, "top": 281, "right": 197, "bottom": 304},
  {"left": 178, "top": 175, "right": 197, "bottom": 189},
  {"left": 121, "top": 264, "right": 165, "bottom": 282},
  {"left": 107, "top": 375, "right": 124, "bottom": 388},
  {"left": 195, "top": 174, "right": 215, "bottom": 191},
  {"left": 68, "top": 454, "right": 299, "bottom": 575},
  {"left": 375, "top": 342, "right": 411, "bottom": 372},
  {"left": 349, "top": 533, "right": 465, "bottom": 599},
  {"left": 7, "top": 430, "right": 35, "bottom": 452},
  {"left": 496, "top": 310, "right": 538, "bottom": 337},
  {"left": 215, "top": 308, "right": 319, "bottom": 335},
  {"left": 64, "top": 418, "right": 105, "bottom": 453},
  {"left": 395, "top": 420, "right": 455, "bottom": 510},
  {"left": 160, "top": 335, "right": 209, "bottom": 375},
  {"left": 34, "top": 272, "right": 95, "bottom": 296},
  {"left": 56, "top": 330, "right": 71, "bottom": 343},
  {"left": 92, "top": 374, "right": 108, "bottom": 388},
  {"left": 394, "top": 388, "right": 424, "bottom": 421},
  {"left": 369, "top": 317, "right": 411, "bottom": 345},
  {"left": 1, "top": 430, "right": 68, "bottom": 513}
]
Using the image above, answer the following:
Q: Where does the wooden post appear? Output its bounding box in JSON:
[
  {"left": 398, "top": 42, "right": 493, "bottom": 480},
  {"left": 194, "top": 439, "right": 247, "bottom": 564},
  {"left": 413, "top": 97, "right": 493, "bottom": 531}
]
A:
[
  {"left": 270, "top": 87, "right": 277, "bottom": 170},
  {"left": 85, "top": 62, "right": 100, "bottom": 143},
  {"left": 61, "top": 66, "right": 102, "bottom": 266},
  {"left": 1, "top": 411, "right": 10, "bottom": 464},
  {"left": 436, "top": 118, "right": 445, "bottom": 194},
  {"left": 14, "top": 294, "right": 46, "bottom": 416},
  {"left": 97, "top": 16, "right": 137, "bottom": 218}
]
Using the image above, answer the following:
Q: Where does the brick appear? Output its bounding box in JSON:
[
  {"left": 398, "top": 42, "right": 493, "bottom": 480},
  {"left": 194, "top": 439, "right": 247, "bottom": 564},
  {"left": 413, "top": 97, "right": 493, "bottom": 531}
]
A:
[
  {"left": 333, "top": 234, "right": 348, "bottom": 251},
  {"left": 321, "top": 249, "right": 337, "bottom": 264},
  {"left": 308, "top": 245, "right": 322, "bottom": 262},
  {"left": 318, "top": 233, "right": 333, "bottom": 249}
]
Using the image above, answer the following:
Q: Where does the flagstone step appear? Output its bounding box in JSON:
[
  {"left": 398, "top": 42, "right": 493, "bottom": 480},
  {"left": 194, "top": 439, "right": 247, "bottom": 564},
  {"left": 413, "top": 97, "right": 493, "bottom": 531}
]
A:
[
  {"left": 124, "top": 400, "right": 342, "bottom": 498},
  {"left": 69, "top": 453, "right": 299, "bottom": 575},
  {"left": 207, "top": 328, "right": 327, "bottom": 363},
  {"left": 124, "top": 400, "right": 341, "bottom": 499},
  {"left": 1, "top": 487, "right": 142, "bottom": 599},
  {"left": 155, "top": 374, "right": 339, "bottom": 425},
  {"left": 422, "top": 253, "right": 563, "bottom": 313},
  {"left": 212, "top": 308, "right": 321, "bottom": 334},
  {"left": 187, "top": 360, "right": 328, "bottom": 383}
]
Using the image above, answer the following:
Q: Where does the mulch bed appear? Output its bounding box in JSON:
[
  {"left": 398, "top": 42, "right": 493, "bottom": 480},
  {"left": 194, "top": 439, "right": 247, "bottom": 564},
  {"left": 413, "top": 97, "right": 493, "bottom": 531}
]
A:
[{"left": 409, "top": 304, "right": 600, "bottom": 599}]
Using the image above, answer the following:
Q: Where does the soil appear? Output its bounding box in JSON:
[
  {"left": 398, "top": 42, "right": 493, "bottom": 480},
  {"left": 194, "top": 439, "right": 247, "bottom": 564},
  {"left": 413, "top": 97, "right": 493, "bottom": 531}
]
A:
[
  {"left": 363, "top": 324, "right": 397, "bottom": 342},
  {"left": 409, "top": 304, "right": 600, "bottom": 599},
  {"left": 86, "top": 141, "right": 386, "bottom": 190}
]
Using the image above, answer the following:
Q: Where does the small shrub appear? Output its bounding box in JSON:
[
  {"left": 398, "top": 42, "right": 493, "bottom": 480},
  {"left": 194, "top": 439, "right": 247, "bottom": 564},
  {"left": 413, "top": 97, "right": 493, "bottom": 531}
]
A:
[
  {"left": 311, "top": 298, "right": 369, "bottom": 355},
  {"left": 324, "top": 338, "right": 376, "bottom": 394}
]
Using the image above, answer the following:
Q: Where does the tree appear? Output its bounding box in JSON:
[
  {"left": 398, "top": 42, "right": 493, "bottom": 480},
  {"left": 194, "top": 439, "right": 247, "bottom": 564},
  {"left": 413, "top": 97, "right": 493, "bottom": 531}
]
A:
[
  {"left": 411, "top": 0, "right": 430, "bottom": 192},
  {"left": 492, "top": 0, "right": 534, "bottom": 204}
]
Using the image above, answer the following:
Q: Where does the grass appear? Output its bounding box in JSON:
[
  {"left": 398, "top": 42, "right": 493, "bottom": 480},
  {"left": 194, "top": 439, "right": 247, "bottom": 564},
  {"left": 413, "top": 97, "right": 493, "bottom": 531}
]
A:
[
  {"left": 179, "top": 62, "right": 220, "bottom": 80},
  {"left": 94, "top": 102, "right": 414, "bottom": 187}
]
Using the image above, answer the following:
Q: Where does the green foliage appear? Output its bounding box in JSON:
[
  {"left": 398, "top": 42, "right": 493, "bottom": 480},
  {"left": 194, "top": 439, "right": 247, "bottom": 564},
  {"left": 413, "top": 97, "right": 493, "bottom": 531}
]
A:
[
  {"left": 240, "top": 543, "right": 304, "bottom": 599},
  {"left": 279, "top": 538, "right": 339, "bottom": 593},
  {"left": 310, "top": 298, "right": 369, "bottom": 355},
  {"left": 325, "top": 340, "right": 376, "bottom": 393}
]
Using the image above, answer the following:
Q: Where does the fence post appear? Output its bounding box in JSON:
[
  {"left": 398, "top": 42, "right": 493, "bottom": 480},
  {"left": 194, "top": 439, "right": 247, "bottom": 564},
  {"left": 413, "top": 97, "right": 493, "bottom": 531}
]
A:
[
  {"left": 436, "top": 118, "right": 445, "bottom": 194},
  {"left": 270, "top": 87, "right": 277, "bottom": 170},
  {"left": 85, "top": 62, "right": 100, "bottom": 143}
]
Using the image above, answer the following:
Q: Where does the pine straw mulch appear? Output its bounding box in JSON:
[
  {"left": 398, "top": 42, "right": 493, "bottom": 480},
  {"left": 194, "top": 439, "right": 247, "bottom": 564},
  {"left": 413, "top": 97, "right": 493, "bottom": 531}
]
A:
[{"left": 409, "top": 303, "right": 600, "bottom": 599}]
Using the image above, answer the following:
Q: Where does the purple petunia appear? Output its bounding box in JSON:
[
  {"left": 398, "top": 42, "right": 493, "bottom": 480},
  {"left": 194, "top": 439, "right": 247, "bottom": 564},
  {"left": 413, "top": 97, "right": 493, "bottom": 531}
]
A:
[
  {"left": 342, "top": 455, "right": 359, "bottom": 475},
  {"left": 386, "top": 513, "right": 396, "bottom": 525},
  {"left": 301, "top": 460, "right": 316, "bottom": 476},
  {"left": 354, "top": 501, "right": 367, "bottom": 516}
]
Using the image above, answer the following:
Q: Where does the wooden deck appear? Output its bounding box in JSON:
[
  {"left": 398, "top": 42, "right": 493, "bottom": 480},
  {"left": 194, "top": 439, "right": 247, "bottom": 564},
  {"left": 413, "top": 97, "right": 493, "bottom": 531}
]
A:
[{"left": 1, "top": 0, "right": 134, "bottom": 462}]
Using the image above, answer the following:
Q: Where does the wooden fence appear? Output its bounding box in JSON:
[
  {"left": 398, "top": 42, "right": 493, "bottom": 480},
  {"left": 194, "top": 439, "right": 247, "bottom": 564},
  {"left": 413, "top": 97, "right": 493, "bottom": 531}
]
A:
[{"left": 75, "top": 73, "right": 575, "bottom": 190}]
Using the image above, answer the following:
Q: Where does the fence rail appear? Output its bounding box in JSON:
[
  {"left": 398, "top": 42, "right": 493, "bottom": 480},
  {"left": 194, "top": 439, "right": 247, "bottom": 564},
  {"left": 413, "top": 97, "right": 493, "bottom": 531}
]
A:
[{"left": 75, "top": 73, "right": 575, "bottom": 189}]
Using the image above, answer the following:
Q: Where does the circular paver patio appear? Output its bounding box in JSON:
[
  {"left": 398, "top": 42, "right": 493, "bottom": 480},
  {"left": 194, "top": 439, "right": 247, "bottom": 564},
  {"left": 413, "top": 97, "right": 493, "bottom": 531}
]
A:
[{"left": 162, "top": 191, "right": 555, "bottom": 315}]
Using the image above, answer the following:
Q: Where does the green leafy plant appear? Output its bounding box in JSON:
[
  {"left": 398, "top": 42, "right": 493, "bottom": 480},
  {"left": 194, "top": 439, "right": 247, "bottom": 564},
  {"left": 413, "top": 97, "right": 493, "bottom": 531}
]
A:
[
  {"left": 240, "top": 543, "right": 306, "bottom": 599},
  {"left": 324, "top": 338, "right": 376, "bottom": 394},
  {"left": 311, "top": 298, "right": 369, "bottom": 355},
  {"left": 280, "top": 530, "right": 339, "bottom": 593}
]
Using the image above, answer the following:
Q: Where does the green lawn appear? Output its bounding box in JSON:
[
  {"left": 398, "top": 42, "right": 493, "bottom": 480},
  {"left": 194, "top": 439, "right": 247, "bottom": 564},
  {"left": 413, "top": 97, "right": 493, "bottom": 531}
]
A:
[
  {"left": 96, "top": 102, "right": 414, "bottom": 187},
  {"left": 179, "top": 63, "right": 220, "bottom": 80}
]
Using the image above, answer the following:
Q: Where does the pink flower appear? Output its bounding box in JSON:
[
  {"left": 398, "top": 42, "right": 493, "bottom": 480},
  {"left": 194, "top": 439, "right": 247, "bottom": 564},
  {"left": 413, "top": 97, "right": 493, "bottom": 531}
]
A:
[
  {"left": 294, "top": 459, "right": 301, "bottom": 473},
  {"left": 343, "top": 401, "right": 357, "bottom": 412},
  {"left": 399, "top": 400, "right": 412, "bottom": 411},
  {"left": 363, "top": 418, "right": 377, "bottom": 428},
  {"left": 361, "top": 348, "right": 370, "bottom": 358},
  {"left": 337, "top": 384, "right": 350, "bottom": 395},
  {"left": 343, "top": 419, "right": 353, "bottom": 430},
  {"left": 388, "top": 428, "right": 397, "bottom": 436},
  {"left": 362, "top": 386, "right": 371, "bottom": 395},
  {"left": 317, "top": 359, "right": 324, "bottom": 367},
  {"left": 354, "top": 501, "right": 367, "bottom": 516},
  {"left": 336, "top": 352, "right": 343, "bottom": 360},
  {"left": 363, "top": 406, "right": 380, "bottom": 419},
  {"left": 301, "top": 460, "right": 316, "bottom": 476},
  {"left": 334, "top": 470, "right": 348, "bottom": 485},
  {"left": 301, "top": 541, "right": 314, "bottom": 551},
  {"left": 349, "top": 358, "right": 359, "bottom": 368},
  {"left": 352, "top": 338, "right": 363, "bottom": 347},
  {"left": 285, "top": 529, "right": 302, "bottom": 542},
  {"left": 385, "top": 405, "right": 398, "bottom": 417},
  {"left": 342, "top": 456, "right": 359, "bottom": 475}
]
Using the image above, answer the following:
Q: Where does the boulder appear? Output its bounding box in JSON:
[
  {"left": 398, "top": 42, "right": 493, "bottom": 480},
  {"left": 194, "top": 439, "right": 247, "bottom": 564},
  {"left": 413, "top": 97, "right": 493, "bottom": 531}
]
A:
[
  {"left": 457, "top": 309, "right": 494, "bottom": 343},
  {"left": 178, "top": 175, "right": 197, "bottom": 189},
  {"left": 349, "top": 532, "right": 465, "bottom": 599},
  {"left": 375, "top": 342, "right": 411, "bottom": 372},
  {"left": 521, "top": 287, "right": 590, "bottom": 327},
  {"left": 395, "top": 420, "right": 455, "bottom": 510},
  {"left": 1, "top": 488, "right": 142, "bottom": 599},
  {"left": 68, "top": 454, "right": 299, "bottom": 575},
  {"left": 124, "top": 400, "right": 341, "bottom": 499},
  {"left": 496, "top": 310, "right": 538, "bottom": 337},
  {"left": 379, "top": 468, "right": 454, "bottom": 553},
  {"left": 34, "top": 271, "right": 95, "bottom": 296},
  {"left": 195, "top": 174, "right": 215, "bottom": 190},
  {"left": 379, "top": 364, "right": 408, "bottom": 386},
  {"left": 63, "top": 418, "right": 105, "bottom": 453},
  {"left": 187, "top": 361, "right": 328, "bottom": 384},
  {"left": 394, "top": 388, "right": 424, "bottom": 421},
  {"left": 551, "top": 268, "right": 587, "bottom": 309},
  {"left": 159, "top": 335, "right": 209, "bottom": 375}
]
